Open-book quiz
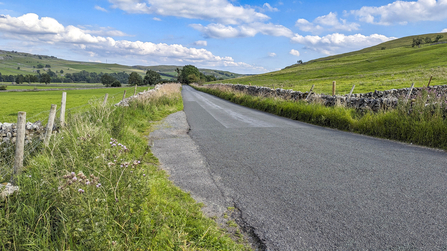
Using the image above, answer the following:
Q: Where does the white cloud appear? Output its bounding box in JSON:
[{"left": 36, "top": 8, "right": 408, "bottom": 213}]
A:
[
  {"left": 296, "top": 12, "right": 359, "bottom": 33},
  {"left": 194, "top": 40, "right": 207, "bottom": 46},
  {"left": 108, "top": 0, "right": 269, "bottom": 25},
  {"left": 191, "top": 22, "right": 293, "bottom": 38},
  {"left": 94, "top": 5, "right": 108, "bottom": 12},
  {"left": 263, "top": 3, "right": 279, "bottom": 12},
  {"left": 82, "top": 26, "right": 130, "bottom": 37},
  {"left": 351, "top": 0, "right": 447, "bottom": 25},
  {"left": 0, "top": 13, "right": 265, "bottom": 72},
  {"left": 442, "top": 28, "right": 447, "bottom": 32},
  {"left": 153, "top": 17, "right": 161, "bottom": 21},
  {"left": 289, "top": 49, "right": 300, "bottom": 56},
  {"left": 268, "top": 52, "right": 276, "bottom": 57},
  {"left": 291, "top": 33, "right": 395, "bottom": 55}
]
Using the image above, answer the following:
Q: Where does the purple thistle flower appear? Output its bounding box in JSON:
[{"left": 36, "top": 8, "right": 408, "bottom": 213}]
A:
[
  {"left": 96, "top": 183, "right": 101, "bottom": 188},
  {"left": 72, "top": 177, "right": 77, "bottom": 181},
  {"left": 143, "top": 174, "right": 146, "bottom": 177},
  {"left": 78, "top": 189, "right": 85, "bottom": 193}
]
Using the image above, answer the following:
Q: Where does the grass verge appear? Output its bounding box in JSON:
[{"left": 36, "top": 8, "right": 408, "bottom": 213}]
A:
[
  {"left": 194, "top": 85, "right": 447, "bottom": 150},
  {"left": 0, "top": 84, "right": 249, "bottom": 250}
]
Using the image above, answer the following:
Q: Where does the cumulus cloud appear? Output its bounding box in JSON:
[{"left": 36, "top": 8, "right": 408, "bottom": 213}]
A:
[
  {"left": 351, "top": 0, "right": 447, "bottom": 25},
  {"left": 289, "top": 49, "right": 300, "bottom": 56},
  {"left": 82, "top": 26, "right": 130, "bottom": 37},
  {"left": 291, "top": 33, "right": 395, "bottom": 55},
  {"left": 95, "top": 5, "right": 108, "bottom": 12},
  {"left": 443, "top": 28, "right": 447, "bottom": 32},
  {"left": 263, "top": 3, "right": 279, "bottom": 12},
  {"left": 191, "top": 22, "right": 293, "bottom": 38},
  {"left": 153, "top": 17, "right": 161, "bottom": 21},
  {"left": 108, "top": 0, "right": 269, "bottom": 25},
  {"left": 194, "top": 40, "right": 207, "bottom": 46},
  {"left": 296, "top": 12, "right": 359, "bottom": 33},
  {"left": 268, "top": 52, "right": 276, "bottom": 57},
  {"left": 0, "top": 13, "right": 265, "bottom": 72}
]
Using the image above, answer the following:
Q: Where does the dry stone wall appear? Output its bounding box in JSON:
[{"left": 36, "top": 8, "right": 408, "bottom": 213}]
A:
[
  {"left": 114, "top": 84, "right": 164, "bottom": 106},
  {"left": 0, "top": 121, "right": 46, "bottom": 148},
  {"left": 203, "top": 83, "right": 447, "bottom": 111}
]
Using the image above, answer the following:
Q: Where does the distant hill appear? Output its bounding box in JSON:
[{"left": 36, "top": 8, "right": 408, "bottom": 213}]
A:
[
  {"left": 0, "top": 50, "right": 248, "bottom": 80},
  {"left": 217, "top": 32, "right": 447, "bottom": 94}
]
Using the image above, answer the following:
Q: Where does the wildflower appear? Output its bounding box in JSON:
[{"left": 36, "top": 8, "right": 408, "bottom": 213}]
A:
[
  {"left": 78, "top": 189, "right": 85, "bottom": 193},
  {"left": 112, "top": 241, "right": 116, "bottom": 246},
  {"left": 72, "top": 177, "right": 77, "bottom": 181},
  {"left": 143, "top": 174, "right": 146, "bottom": 177},
  {"left": 86, "top": 180, "right": 90, "bottom": 185},
  {"left": 28, "top": 175, "right": 31, "bottom": 178},
  {"left": 71, "top": 172, "right": 76, "bottom": 177},
  {"left": 96, "top": 183, "right": 102, "bottom": 188}
]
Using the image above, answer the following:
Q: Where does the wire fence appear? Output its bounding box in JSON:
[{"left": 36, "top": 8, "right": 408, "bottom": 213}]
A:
[{"left": 0, "top": 86, "right": 148, "bottom": 183}]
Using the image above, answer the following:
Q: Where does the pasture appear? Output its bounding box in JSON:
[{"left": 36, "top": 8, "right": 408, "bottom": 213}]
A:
[{"left": 0, "top": 86, "right": 151, "bottom": 122}]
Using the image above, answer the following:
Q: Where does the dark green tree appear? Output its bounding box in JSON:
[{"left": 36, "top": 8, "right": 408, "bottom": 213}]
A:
[
  {"left": 128, "top": 72, "right": 143, "bottom": 86},
  {"left": 179, "top": 65, "right": 201, "bottom": 84},
  {"left": 143, "top": 70, "right": 161, "bottom": 85},
  {"left": 111, "top": 80, "right": 122, "bottom": 87},
  {"left": 40, "top": 73, "right": 51, "bottom": 84},
  {"left": 37, "top": 63, "right": 44, "bottom": 68},
  {"left": 425, "top": 37, "right": 432, "bottom": 44},
  {"left": 412, "top": 37, "right": 423, "bottom": 47},
  {"left": 434, "top": 35, "right": 444, "bottom": 42},
  {"left": 16, "top": 75, "right": 24, "bottom": 84},
  {"left": 100, "top": 74, "right": 116, "bottom": 87}
]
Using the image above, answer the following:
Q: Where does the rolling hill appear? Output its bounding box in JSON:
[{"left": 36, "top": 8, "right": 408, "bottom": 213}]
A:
[
  {"left": 216, "top": 32, "right": 447, "bottom": 95},
  {"left": 0, "top": 50, "right": 247, "bottom": 81}
]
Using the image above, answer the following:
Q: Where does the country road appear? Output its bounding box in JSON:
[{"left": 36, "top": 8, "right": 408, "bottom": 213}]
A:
[{"left": 158, "top": 85, "right": 447, "bottom": 250}]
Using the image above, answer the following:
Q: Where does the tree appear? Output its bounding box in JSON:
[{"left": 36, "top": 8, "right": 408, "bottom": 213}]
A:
[
  {"left": 100, "top": 74, "right": 116, "bottom": 87},
  {"left": 143, "top": 70, "right": 161, "bottom": 85},
  {"left": 40, "top": 73, "right": 51, "bottom": 84},
  {"left": 425, "top": 37, "right": 432, "bottom": 44},
  {"left": 45, "top": 64, "right": 51, "bottom": 68},
  {"left": 128, "top": 72, "right": 143, "bottom": 86},
  {"left": 37, "top": 63, "right": 44, "bottom": 68},
  {"left": 179, "top": 65, "right": 201, "bottom": 84},
  {"left": 111, "top": 80, "right": 122, "bottom": 87},
  {"left": 412, "top": 37, "right": 423, "bottom": 47},
  {"left": 60, "top": 70, "right": 64, "bottom": 74},
  {"left": 434, "top": 35, "right": 444, "bottom": 42},
  {"left": 297, "top": 60, "right": 303, "bottom": 64},
  {"left": 16, "top": 75, "right": 24, "bottom": 84}
]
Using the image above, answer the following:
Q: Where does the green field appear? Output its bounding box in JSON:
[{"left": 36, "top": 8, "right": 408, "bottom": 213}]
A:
[
  {"left": 0, "top": 86, "right": 151, "bottom": 122},
  {"left": 215, "top": 32, "right": 447, "bottom": 95},
  {"left": 0, "top": 50, "right": 247, "bottom": 80}
]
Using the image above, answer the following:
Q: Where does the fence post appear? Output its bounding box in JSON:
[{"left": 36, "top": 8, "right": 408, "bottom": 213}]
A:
[
  {"left": 122, "top": 90, "right": 127, "bottom": 102},
  {"left": 60, "top": 92, "right": 67, "bottom": 127},
  {"left": 44, "top": 104, "right": 57, "bottom": 147},
  {"left": 103, "top": 93, "right": 108, "bottom": 106},
  {"left": 427, "top": 76, "right": 433, "bottom": 87},
  {"left": 134, "top": 85, "right": 137, "bottom": 96},
  {"left": 348, "top": 85, "right": 355, "bottom": 99},
  {"left": 305, "top": 85, "right": 315, "bottom": 101},
  {"left": 12, "top": 111, "right": 26, "bottom": 182},
  {"left": 405, "top": 83, "right": 415, "bottom": 103},
  {"left": 332, "top": 81, "right": 336, "bottom": 96}
]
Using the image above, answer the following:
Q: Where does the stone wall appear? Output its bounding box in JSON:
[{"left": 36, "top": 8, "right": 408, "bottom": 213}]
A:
[
  {"left": 114, "top": 83, "right": 164, "bottom": 106},
  {"left": 0, "top": 121, "right": 46, "bottom": 147},
  {"left": 201, "top": 83, "right": 447, "bottom": 112}
]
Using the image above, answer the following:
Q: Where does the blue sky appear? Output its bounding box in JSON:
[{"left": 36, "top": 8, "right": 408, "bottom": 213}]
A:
[{"left": 0, "top": 0, "right": 446, "bottom": 74}]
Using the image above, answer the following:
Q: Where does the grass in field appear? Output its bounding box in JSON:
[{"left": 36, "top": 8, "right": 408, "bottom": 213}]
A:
[
  {"left": 215, "top": 33, "right": 447, "bottom": 95},
  {"left": 195, "top": 85, "right": 447, "bottom": 150},
  {"left": 0, "top": 86, "right": 152, "bottom": 122},
  {"left": 0, "top": 84, "right": 249, "bottom": 250}
]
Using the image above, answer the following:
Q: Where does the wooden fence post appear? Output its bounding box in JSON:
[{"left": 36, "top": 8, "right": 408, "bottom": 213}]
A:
[
  {"left": 60, "top": 92, "right": 67, "bottom": 127},
  {"left": 427, "top": 76, "right": 433, "bottom": 87},
  {"left": 332, "top": 81, "right": 336, "bottom": 96},
  {"left": 13, "top": 111, "right": 26, "bottom": 181},
  {"left": 44, "top": 104, "right": 57, "bottom": 147},
  {"left": 134, "top": 85, "right": 137, "bottom": 96},
  {"left": 103, "top": 93, "right": 108, "bottom": 106},
  {"left": 305, "top": 85, "right": 315, "bottom": 101},
  {"left": 122, "top": 90, "right": 127, "bottom": 102},
  {"left": 405, "top": 83, "right": 415, "bottom": 103},
  {"left": 348, "top": 85, "right": 355, "bottom": 99}
]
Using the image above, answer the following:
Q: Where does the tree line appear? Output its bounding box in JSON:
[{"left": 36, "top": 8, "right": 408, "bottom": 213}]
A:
[{"left": 412, "top": 35, "right": 444, "bottom": 47}]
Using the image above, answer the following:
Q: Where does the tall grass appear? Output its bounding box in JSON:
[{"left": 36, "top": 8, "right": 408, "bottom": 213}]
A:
[
  {"left": 195, "top": 85, "right": 447, "bottom": 150},
  {"left": 0, "top": 84, "right": 248, "bottom": 250}
]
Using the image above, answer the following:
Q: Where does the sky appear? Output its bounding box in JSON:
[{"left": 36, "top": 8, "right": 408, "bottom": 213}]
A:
[{"left": 0, "top": 0, "right": 446, "bottom": 74}]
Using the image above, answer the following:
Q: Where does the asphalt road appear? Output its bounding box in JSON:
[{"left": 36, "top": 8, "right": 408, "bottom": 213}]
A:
[{"left": 181, "top": 85, "right": 447, "bottom": 250}]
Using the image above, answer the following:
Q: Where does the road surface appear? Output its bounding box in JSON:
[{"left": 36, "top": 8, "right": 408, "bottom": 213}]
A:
[{"left": 180, "top": 85, "right": 447, "bottom": 250}]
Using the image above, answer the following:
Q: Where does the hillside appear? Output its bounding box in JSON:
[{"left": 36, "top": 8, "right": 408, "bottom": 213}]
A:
[
  {"left": 217, "top": 32, "right": 447, "bottom": 95},
  {"left": 0, "top": 50, "right": 247, "bottom": 80}
]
